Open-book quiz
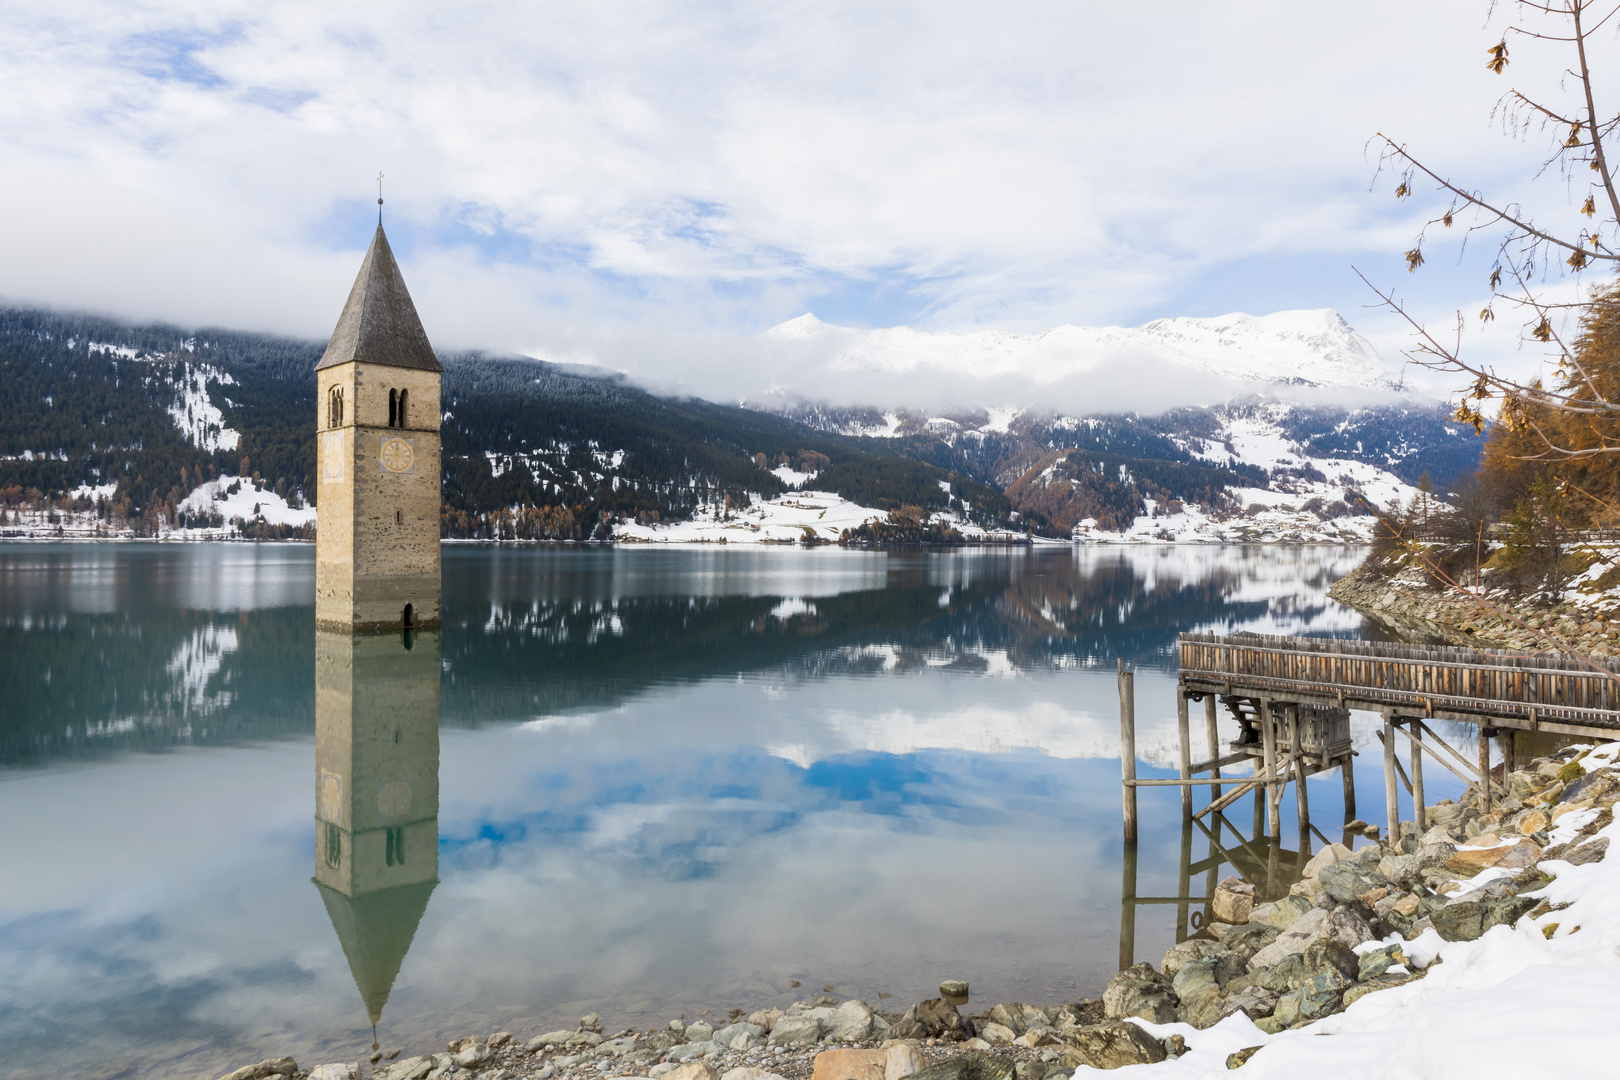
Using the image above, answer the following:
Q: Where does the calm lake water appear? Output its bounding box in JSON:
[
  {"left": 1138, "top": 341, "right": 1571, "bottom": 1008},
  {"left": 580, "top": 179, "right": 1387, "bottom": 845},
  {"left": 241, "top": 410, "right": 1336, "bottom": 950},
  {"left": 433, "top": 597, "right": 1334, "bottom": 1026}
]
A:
[{"left": 0, "top": 544, "right": 1466, "bottom": 1080}]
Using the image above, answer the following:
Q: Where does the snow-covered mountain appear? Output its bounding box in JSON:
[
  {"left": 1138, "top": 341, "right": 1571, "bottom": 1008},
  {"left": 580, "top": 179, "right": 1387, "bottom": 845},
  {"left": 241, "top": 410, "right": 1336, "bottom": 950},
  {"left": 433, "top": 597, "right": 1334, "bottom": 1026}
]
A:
[{"left": 763, "top": 308, "right": 1401, "bottom": 394}]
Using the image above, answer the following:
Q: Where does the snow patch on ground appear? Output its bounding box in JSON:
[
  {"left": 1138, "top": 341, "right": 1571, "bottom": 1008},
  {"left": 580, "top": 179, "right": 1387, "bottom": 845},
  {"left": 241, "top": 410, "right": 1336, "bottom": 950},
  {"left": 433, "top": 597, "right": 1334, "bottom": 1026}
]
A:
[
  {"left": 179, "top": 476, "right": 315, "bottom": 529},
  {"left": 166, "top": 364, "right": 241, "bottom": 452}
]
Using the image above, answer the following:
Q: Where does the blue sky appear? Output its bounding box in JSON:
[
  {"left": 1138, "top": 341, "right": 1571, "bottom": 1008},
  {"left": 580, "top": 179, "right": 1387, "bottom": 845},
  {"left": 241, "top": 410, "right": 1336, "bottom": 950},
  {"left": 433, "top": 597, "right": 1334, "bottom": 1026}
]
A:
[{"left": 0, "top": 0, "right": 1609, "bottom": 406}]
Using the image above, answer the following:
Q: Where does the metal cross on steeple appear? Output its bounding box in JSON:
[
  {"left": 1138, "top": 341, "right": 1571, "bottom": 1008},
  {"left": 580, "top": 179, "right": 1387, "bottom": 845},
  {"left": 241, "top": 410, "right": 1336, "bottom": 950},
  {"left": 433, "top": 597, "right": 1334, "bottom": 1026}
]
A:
[{"left": 377, "top": 171, "right": 384, "bottom": 223}]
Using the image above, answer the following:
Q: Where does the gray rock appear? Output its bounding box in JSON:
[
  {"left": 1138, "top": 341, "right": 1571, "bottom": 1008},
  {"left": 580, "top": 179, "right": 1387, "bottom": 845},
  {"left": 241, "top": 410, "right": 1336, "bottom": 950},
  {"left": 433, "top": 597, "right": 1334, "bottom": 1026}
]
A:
[
  {"left": 1342, "top": 973, "right": 1414, "bottom": 1007},
  {"left": 1065, "top": 1022, "right": 1167, "bottom": 1070},
  {"left": 1245, "top": 906, "right": 1329, "bottom": 970},
  {"left": 1357, "top": 943, "right": 1405, "bottom": 982},
  {"left": 1566, "top": 837, "right": 1610, "bottom": 866},
  {"left": 668, "top": 1042, "right": 715, "bottom": 1062},
  {"left": 684, "top": 1022, "right": 715, "bottom": 1044},
  {"left": 1205, "top": 922, "right": 1280, "bottom": 960},
  {"left": 939, "top": 980, "right": 969, "bottom": 997},
  {"left": 1431, "top": 895, "right": 1539, "bottom": 941},
  {"left": 455, "top": 1044, "right": 493, "bottom": 1068},
  {"left": 1318, "top": 861, "right": 1387, "bottom": 905},
  {"left": 1272, "top": 990, "right": 1303, "bottom": 1027},
  {"left": 824, "top": 1000, "right": 875, "bottom": 1042},
  {"left": 1377, "top": 854, "right": 1420, "bottom": 887},
  {"left": 378, "top": 1058, "right": 435, "bottom": 1080},
  {"left": 767, "top": 1018, "right": 822, "bottom": 1047},
  {"left": 309, "top": 1066, "right": 359, "bottom": 1080},
  {"left": 1256, "top": 894, "right": 1313, "bottom": 930},
  {"left": 1301, "top": 938, "right": 1359, "bottom": 982},
  {"left": 906, "top": 1051, "right": 1014, "bottom": 1080},
  {"left": 1160, "top": 938, "right": 1246, "bottom": 981},
  {"left": 713, "top": 1024, "right": 766, "bottom": 1050},
  {"left": 1323, "top": 906, "right": 1376, "bottom": 950},
  {"left": 220, "top": 1059, "right": 299, "bottom": 1080},
  {"left": 1171, "top": 962, "right": 1218, "bottom": 1000},
  {"left": 1101, "top": 963, "right": 1179, "bottom": 1024},
  {"left": 1178, "top": 986, "right": 1226, "bottom": 1029},
  {"left": 1219, "top": 986, "right": 1278, "bottom": 1023},
  {"left": 889, "top": 999, "right": 970, "bottom": 1041},
  {"left": 1227, "top": 952, "right": 1303, "bottom": 996}
]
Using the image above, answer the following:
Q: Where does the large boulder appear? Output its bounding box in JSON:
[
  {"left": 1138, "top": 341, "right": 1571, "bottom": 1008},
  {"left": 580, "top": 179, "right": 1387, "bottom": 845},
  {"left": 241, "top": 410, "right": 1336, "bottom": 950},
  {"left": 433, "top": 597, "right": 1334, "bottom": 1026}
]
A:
[
  {"left": 1253, "top": 894, "right": 1312, "bottom": 931},
  {"left": 1065, "top": 1022, "right": 1167, "bottom": 1070},
  {"left": 666, "top": 1063, "right": 720, "bottom": 1080},
  {"left": 1101, "top": 963, "right": 1179, "bottom": 1024},
  {"left": 904, "top": 1052, "right": 1013, "bottom": 1080},
  {"left": 1301, "top": 938, "right": 1359, "bottom": 983},
  {"left": 377, "top": 1058, "right": 434, "bottom": 1080},
  {"left": 1431, "top": 895, "right": 1539, "bottom": 941},
  {"left": 1301, "top": 843, "right": 1352, "bottom": 879},
  {"left": 220, "top": 1060, "right": 298, "bottom": 1080},
  {"left": 883, "top": 1043, "right": 926, "bottom": 1080},
  {"left": 888, "top": 999, "right": 970, "bottom": 1041},
  {"left": 1160, "top": 938, "right": 1246, "bottom": 981},
  {"left": 1317, "top": 860, "right": 1388, "bottom": 906},
  {"left": 824, "top": 1000, "right": 877, "bottom": 1042},
  {"left": 1211, "top": 876, "right": 1255, "bottom": 924},
  {"left": 713, "top": 1023, "right": 767, "bottom": 1050},
  {"left": 811, "top": 1049, "right": 887, "bottom": 1080},
  {"left": 985, "top": 1003, "right": 1046, "bottom": 1035},
  {"left": 768, "top": 1017, "right": 823, "bottom": 1047}
]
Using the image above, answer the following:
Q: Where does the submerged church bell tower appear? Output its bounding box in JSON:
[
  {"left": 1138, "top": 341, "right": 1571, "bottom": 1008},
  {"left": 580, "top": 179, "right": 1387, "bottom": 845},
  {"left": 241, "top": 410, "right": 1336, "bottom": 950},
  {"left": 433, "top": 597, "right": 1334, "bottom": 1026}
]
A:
[{"left": 316, "top": 224, "right": 442, "bottom": 631}]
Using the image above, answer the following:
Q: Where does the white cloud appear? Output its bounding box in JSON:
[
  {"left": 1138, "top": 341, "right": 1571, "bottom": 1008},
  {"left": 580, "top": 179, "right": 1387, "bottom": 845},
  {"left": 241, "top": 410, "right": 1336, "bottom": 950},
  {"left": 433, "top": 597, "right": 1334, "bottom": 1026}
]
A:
[{"left": 0, "top": 0, "right": 1608, "bottom": 411}]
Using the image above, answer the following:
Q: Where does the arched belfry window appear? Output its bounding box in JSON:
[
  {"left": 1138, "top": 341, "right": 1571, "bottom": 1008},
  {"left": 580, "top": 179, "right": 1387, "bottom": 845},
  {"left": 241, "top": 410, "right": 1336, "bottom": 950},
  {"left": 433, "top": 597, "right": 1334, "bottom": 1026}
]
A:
[
  {"left": 388, "top": 388, "right": 398, "bottom": 428},
  {"left": 398, "top": 388, "right": 408, "bottom": 427},
  {"left": 328, "top": 386, "right": 344, "bottom": 428}
]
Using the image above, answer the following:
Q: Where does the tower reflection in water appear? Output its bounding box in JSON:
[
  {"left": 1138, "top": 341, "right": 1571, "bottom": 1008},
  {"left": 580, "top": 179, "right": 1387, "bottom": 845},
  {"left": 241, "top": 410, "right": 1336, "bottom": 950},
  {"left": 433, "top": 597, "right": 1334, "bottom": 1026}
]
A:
[{"left": 313, "top": 629, "right": 440, "bottom": 1041}]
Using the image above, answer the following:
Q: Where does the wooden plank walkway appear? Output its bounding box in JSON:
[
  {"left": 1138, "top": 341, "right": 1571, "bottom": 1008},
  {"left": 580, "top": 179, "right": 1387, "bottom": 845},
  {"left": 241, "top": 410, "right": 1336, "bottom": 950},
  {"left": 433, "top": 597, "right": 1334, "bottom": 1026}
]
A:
[{"left": 1178, "top": 632, "right": 1620, "bottom": 737}]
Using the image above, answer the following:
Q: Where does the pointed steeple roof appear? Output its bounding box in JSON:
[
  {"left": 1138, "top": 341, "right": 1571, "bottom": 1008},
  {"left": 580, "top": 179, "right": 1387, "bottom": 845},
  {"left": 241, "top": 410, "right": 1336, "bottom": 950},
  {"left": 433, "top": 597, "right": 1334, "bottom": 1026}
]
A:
[
  {"left": 315, "top": 878, "right": 438, "bottom": 1025},
  {"left": 316, "top": 225, "right": 442, "bottom": 372}
]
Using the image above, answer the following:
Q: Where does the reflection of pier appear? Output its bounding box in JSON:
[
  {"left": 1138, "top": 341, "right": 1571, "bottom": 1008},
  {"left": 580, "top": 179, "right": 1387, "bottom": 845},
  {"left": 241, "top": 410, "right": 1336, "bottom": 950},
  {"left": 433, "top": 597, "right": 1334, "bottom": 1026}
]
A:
[
  {"left": 1117, "top": 818, "right": 1307, "bottom": 969},
  {"left": 313, "top": 629, "right": 441, "bottom": 1041}
]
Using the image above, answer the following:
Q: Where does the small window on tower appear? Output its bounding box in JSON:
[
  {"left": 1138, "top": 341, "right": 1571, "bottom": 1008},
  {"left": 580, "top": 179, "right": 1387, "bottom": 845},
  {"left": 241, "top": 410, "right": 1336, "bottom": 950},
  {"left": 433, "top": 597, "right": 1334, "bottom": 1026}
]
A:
[
  {"left": 388, "top": 388, "right": 398, "bottom": 428},
  {"left": 328, "top": 385, "right": 344, "bottom": 427},
  {"left": 398, "top": 388, "right": 408, "bottom": 427},
  {"left": 395, "top": 509, "right": 403, "bottom": 525}
]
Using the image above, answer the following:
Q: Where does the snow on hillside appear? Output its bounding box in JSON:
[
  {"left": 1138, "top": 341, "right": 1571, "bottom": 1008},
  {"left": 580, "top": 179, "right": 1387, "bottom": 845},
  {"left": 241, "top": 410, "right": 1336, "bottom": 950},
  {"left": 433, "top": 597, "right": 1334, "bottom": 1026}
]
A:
[
  {"left": 1, "top": 475, "right": 312, "bottom": 540},
  {"left": 166, "top": 364, "right": 241, "bottom": 452},
  {"left": 178, "top": 475, "right": 314, "bottom": 529},
  {"left": 611, "top": 489, "right": 1028, "bottom": 545},
  {"left": 764, "top": 308, "right": 1399, "bottom": 393}
]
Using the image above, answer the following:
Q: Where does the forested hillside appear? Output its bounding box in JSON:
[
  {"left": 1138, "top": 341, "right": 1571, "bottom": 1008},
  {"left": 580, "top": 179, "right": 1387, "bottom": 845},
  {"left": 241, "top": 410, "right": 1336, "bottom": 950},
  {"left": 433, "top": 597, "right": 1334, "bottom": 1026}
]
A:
[{"left": 0, "top": 307, "right": 1027, "bottom": 538}]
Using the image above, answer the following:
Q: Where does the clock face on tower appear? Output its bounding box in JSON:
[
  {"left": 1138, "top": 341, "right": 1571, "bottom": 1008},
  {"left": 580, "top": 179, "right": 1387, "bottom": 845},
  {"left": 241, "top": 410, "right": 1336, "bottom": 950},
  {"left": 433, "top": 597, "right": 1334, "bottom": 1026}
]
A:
[{"left": 379, "top": 436, "right": 415, "bottom": 475}]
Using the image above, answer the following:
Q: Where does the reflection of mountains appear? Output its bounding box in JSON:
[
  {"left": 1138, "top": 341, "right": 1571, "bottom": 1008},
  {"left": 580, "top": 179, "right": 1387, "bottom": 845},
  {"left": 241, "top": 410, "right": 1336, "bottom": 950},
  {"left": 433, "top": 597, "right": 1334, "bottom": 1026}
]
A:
[
  {"left": 3, "top": 550, "right": 1343, "bottom": 764},
  {"left": 0, "top": 607, "right": 312, "bottom": 766},
  {"left": 440, "top": 555, "right": 1266, "bottom": 721}
]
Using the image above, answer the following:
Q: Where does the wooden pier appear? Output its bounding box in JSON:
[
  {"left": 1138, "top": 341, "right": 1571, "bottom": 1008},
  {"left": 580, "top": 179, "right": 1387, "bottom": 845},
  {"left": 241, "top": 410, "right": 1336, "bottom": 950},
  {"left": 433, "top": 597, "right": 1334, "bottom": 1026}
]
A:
[{"left": 1118, "top": 633, "right": 1620, "bottom": 842}]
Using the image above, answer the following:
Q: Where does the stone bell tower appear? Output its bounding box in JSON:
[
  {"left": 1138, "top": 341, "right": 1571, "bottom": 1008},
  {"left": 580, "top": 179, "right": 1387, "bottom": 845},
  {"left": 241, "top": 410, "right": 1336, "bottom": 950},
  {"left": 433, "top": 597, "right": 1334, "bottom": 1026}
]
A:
[{"left": 316, "top": 225, "right": 442, "bottom": 631}]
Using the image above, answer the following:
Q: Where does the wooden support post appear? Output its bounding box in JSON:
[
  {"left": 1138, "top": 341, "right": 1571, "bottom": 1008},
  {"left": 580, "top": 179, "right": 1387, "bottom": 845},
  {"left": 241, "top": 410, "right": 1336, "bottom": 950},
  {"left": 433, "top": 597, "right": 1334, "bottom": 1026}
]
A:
[
  {"left": 1177, "top": 691, "right": 1193, "bottom": 820},
  {"left": 1294, "top": 707, "right": 1311, "bottom": 851},
  {"left": 1410, "top": 720, "right": 1426, "bottom": 832},
  {"left": 1205, "top": 695, "right": 1222, "bottom": 801},
  {"left": 1478, "top": 727, "right": 1493, "bottom": 815},
  {"left": 1260, "top": 701, "right": 1281, "bottom": 837},
  {"left": 1382, "top": 714, "right": 1400, "bottom": 846},
  {"left": 1177, "top": 819, "right": 1193, "bottom": 941},
  {"left": 1253, "top": 761, "right": 1267, "bottom": 839},
  {"left": 1118, "top": 840, "right": 1138, "bottom": 970},
  {"left": 1499, "top": 729, "right": 1516, "bottom": 777},
  {"left": 1119, "top": 659, "right": 1138, "bottom": 843},
  {"left": 1342, "top": 751, "right": 1356, "bottom": 823}
]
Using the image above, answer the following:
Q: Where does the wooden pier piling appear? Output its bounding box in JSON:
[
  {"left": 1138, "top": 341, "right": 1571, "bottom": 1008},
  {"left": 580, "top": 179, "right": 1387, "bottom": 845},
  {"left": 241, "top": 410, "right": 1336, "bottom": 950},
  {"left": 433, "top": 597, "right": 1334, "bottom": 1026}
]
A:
[{"left": 1119, "top": 658, "right": 1137, "bottom": 844}]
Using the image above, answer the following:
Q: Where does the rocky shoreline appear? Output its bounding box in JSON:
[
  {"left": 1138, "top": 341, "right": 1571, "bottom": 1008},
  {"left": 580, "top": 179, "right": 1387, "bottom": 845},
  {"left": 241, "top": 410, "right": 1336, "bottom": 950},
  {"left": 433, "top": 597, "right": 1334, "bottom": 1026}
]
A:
[
  {"left": 1326, "top": 558, "right": 1620, "bottom": 657},
  {"left": 215, "top": 740, "right": 1619, "bottom": 1080}
]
